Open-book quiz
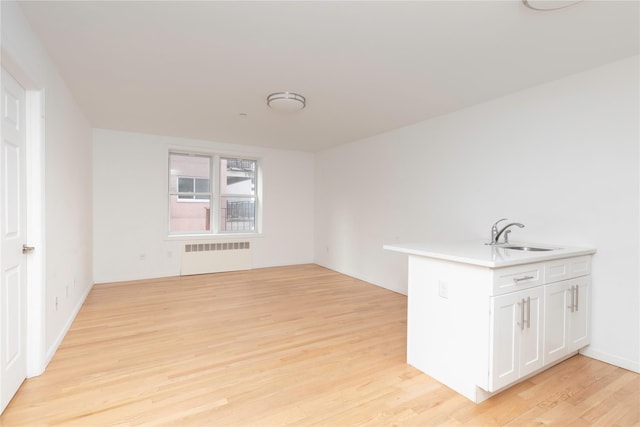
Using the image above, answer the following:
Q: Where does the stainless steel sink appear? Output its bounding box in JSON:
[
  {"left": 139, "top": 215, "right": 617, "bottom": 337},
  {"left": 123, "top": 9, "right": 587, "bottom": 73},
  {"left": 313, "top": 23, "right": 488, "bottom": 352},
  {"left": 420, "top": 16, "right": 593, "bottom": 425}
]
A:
[{"left": 503, "top": 246, "right": 556, "bottom": 251}]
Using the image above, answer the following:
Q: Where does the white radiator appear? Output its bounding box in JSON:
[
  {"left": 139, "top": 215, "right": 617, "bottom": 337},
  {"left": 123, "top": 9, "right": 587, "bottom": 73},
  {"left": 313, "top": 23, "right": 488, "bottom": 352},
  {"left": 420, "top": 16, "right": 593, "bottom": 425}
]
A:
[{"left": 180, "top": 241, "right": 252, "bottom": 276}]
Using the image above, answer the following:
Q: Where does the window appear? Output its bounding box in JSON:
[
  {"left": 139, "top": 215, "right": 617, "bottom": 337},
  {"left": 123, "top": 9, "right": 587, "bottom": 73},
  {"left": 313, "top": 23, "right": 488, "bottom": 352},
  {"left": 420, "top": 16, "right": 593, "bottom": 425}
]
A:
[
  {"left": 169, "top": 153, "right": 212, "bottom": 233},
  {"left": 169, "top": 152, "right": 258, "bottom": 235},
  {"left": 177, "top": 177, "right": 210, "bottom": 201},
  {"left": 220, "top": 157, "right": 257, "bottom": 233}
]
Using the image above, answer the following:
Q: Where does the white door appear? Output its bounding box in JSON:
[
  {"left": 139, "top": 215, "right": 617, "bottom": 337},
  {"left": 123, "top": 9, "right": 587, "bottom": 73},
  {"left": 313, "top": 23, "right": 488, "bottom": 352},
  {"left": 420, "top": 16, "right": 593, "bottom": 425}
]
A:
[{"left": 1, "top": 69, "right": 28, "bottom": 413}]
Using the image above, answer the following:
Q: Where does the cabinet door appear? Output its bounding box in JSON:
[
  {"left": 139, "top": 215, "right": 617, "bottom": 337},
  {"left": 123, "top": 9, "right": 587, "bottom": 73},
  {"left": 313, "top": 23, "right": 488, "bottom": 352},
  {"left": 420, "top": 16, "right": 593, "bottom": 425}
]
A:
[
  {"left": 544, "top": 277, "right": 591, "bottom": 365},
  {"left": 519, "top": 287, "right": 544, "bottom": 377},
  {"left": 569, "top": 276, "right": 590, "bottom": 352},
  {"left": 543, "top": 281, "right": 570, "bottom": 365},
  {"left": 489, "top": 288, "right": 544, "bottom": 392},
  {"left": 489, "top": 292, "right": 521, "bottom": 391}
]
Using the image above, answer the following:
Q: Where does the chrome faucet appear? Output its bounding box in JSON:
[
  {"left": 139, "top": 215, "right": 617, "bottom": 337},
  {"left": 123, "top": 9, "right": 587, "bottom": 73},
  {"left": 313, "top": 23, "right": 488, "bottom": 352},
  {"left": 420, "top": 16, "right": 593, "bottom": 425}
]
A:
[{"left": 487, "top": 218, "right": 525, "bottom": 245}]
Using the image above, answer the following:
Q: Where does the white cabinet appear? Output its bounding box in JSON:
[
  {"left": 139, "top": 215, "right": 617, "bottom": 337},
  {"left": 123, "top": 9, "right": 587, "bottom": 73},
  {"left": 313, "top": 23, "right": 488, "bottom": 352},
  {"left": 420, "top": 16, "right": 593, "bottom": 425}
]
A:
[
  {"left": 399, "top": 252, "right": 593, "bottom": 403},
  {"left": 489, "top": 256, "right": 591, "bottom": 391},
  {"left": 543, "top": 276, "right": 590, "bottom": 365},
  {"left": 489, "top": 287, "right": 543, "bottom": 391}
]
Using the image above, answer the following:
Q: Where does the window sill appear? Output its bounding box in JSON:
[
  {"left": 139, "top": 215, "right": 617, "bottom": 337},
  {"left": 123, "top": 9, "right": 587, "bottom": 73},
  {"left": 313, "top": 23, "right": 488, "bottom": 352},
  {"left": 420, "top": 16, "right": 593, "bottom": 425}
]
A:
[{"left": 165, "top": 233, "right": 263, "bottom": 242}]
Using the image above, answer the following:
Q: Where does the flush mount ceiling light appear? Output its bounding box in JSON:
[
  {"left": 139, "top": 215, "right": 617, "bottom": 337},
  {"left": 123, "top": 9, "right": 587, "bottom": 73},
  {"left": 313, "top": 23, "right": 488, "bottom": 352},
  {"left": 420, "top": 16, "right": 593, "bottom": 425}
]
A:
[
  {"left": 523, "top": 0, "right": 584, "bottom": 11},
  {"left": 267, "top": 92, "right": 306, "bottom": 112}
]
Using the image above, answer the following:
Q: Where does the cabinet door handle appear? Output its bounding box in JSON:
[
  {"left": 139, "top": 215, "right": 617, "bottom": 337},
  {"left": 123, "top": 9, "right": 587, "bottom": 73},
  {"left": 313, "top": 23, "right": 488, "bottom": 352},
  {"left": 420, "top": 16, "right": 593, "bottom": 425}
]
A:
[
  {"left": 568, "top": 286, "right": 575, "bottom": 313},
  {"left": 526, "top": 296, "right": 531, "bottom": 329},
  {"left": 575, "top": 285, "right": 579, "bottom": 312},
  {"left": 519, "top": 299, "right": 525, "bottom": 330},
  {"left": 513, "top": 275, "right": 534, "bottom": 283}
]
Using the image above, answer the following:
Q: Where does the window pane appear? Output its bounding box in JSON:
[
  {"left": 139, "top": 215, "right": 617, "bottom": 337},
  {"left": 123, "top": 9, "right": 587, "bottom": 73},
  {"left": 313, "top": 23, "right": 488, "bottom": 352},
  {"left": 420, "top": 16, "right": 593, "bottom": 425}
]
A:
[
  {"left": 170, "top": 195, "right": 211, "bottom": 232},
  {"left": 170, "top": 153, "right": 212, "bottom": 232},
  {"left": 220, "top": 196, "right": 255, "bottom": 232},
  {"left": 178, "top": 177, "right": 194, "bottom": 193},
  {"left": 195, "top": 178, "right": 210, "bottom": 193},
  {"left": 169, "top": 153, "right": 210, "bottom": 192},
  {"left": 221, "top": 158, "right": 256, "bottom": 196}
]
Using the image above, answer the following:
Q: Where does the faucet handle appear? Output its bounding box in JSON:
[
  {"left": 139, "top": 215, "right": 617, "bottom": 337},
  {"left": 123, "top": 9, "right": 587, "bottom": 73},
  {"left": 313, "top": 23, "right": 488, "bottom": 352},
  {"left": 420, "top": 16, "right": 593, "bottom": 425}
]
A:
[
  {"left": 487, "top": 218, "right": 509, "bottom": 245},
  {"left": 492, "top": 218, "right": 508, "bottom": 229}
]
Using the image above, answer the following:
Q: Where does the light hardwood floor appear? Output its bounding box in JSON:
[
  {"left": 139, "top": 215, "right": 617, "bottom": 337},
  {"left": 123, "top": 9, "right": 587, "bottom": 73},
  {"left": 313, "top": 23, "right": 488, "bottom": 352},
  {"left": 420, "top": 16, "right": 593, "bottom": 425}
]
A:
[{"left": 2, "top": 264, "right": 638, "bottom": 426}]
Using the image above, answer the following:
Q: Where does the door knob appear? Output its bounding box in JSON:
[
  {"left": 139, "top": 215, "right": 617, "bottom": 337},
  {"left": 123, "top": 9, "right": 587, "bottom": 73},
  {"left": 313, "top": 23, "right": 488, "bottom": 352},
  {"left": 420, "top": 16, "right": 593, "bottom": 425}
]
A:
[{"left": 22, "top": 244, "right": 35, "bottom": 254}]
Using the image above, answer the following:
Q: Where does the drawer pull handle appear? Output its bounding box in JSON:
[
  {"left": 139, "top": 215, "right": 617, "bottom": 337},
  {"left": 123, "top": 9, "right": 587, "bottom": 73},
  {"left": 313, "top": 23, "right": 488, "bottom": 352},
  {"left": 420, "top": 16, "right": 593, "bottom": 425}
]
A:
[{"left": 513, "top": 275, "right": 534, "bottom": 282}]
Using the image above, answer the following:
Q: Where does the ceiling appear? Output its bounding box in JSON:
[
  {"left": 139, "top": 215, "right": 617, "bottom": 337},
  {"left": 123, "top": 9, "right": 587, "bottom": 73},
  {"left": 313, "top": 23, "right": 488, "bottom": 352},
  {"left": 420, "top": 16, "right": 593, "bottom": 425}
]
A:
[{"left": 17, "top": 1, "right": 639, "bottom": 152}]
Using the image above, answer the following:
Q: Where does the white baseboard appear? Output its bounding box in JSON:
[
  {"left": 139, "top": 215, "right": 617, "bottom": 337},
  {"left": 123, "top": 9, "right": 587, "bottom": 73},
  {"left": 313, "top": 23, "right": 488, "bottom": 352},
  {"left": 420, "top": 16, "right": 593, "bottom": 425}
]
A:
[
  {"left": 41, "top": 282, "right": 94, "bottom": 374},
  {"left": 315, "top": 262, "right": 408, "bottom": 296},
  {"left": 93, "top": 271, "right": 180, "bottom": 285},
  {"left": 579, "top": 347, "right": 639, "bottom": 373}
]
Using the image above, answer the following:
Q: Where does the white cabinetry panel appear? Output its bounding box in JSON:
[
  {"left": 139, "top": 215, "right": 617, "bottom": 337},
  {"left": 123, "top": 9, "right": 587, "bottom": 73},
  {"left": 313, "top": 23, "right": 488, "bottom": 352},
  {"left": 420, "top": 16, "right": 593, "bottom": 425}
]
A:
[
  {"left": 543, "top": 280, "right": 569, "bottom": 363},
  {"left": 544, "top": 276, "right": 590, "bottom": 365},
  {"left": 400, "top": 252, "right": 592, "bottom": 403},
  {"left": 489, "top": 287, "right": 543, "bottom": 392},
  {"left": 569, "top": 277, "right": 590, "bottom": 352}
]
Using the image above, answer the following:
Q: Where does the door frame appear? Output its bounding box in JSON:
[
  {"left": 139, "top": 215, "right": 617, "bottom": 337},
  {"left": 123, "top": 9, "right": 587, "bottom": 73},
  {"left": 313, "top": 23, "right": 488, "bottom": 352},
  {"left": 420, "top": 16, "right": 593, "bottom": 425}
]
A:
[{"left": 2, "top": 54, "right": 46, "bottom": 378}]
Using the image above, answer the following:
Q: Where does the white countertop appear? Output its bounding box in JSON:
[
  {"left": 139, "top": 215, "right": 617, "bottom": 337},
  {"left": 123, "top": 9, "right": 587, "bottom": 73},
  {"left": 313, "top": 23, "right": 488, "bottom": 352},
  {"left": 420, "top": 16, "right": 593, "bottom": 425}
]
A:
[{"left": 383, "top": 240, "right": 596, "bottom": 268}]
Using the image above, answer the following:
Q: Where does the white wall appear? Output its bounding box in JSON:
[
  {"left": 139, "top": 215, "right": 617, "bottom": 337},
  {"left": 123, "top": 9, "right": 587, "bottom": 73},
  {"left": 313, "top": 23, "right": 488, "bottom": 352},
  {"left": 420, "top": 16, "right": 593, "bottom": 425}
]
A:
[
  {"left": 4, "top": 0, "right": 637, "bottom": 377},
  {"left": 315, "top": 56, "right": 639, "bottom": 372},
  {"left": 93, "top": 129, "right": 315, "bottom": 283},
  {"left": 1, "top": 1, "right": 93, "bottom": 362}
]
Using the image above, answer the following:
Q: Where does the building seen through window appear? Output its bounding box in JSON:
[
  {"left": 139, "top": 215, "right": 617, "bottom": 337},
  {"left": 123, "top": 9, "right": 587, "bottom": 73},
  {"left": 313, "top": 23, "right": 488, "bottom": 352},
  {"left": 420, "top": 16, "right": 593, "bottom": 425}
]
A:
[{"left": 169, "top": 153, "right": 257, "bottom": 234}]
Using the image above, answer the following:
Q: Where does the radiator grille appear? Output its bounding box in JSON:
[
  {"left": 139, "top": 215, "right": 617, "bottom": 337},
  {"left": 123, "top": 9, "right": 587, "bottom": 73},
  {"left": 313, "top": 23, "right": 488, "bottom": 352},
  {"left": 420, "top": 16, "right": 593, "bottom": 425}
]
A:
[
  {"left": 184, "top": 241, "right": 250, "bottom": 252},
  {"left": 181, "top": 241, "right": 252, "bottom": 275}
]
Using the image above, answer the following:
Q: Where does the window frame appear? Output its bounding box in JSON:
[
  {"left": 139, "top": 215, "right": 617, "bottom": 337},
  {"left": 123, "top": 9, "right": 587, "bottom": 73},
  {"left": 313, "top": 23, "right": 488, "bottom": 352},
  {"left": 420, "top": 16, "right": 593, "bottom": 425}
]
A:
[{"left": 168, "top": 150, "right": 261, "bottom": 237}]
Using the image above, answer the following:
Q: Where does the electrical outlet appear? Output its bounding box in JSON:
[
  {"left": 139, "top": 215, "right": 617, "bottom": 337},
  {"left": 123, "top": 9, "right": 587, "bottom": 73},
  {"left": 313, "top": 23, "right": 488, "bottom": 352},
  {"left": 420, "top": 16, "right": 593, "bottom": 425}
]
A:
[{"left": 438, "top": 280, "right": 449, "bottom": 299}]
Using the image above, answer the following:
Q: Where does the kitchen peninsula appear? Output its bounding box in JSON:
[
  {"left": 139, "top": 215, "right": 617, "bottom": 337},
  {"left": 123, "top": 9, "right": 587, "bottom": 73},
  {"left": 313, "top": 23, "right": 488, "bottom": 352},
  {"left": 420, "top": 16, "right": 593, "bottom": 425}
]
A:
[{"left": 384, "top": 241, "right": 596, "bottom": 403}]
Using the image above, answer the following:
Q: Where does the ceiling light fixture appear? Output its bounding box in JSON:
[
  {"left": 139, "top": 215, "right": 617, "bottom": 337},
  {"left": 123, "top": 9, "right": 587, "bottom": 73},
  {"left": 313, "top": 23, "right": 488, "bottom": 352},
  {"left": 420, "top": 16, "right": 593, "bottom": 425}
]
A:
[
  {"left": 267, "top": 92, "right": 306, "bottom": 112},
  {"left": 522, "top": 0, "right": 583, "bottom": 11}
]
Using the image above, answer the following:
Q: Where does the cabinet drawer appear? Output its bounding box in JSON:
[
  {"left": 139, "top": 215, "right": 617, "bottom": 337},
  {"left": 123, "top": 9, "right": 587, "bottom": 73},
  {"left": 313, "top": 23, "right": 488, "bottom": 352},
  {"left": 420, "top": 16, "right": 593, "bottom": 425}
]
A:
[
  {"left": 492, "top": 263, "right": 544, "bottom": 296},
  {"left": 544, "top": 256, "right": 591, "bottom": 284}
]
